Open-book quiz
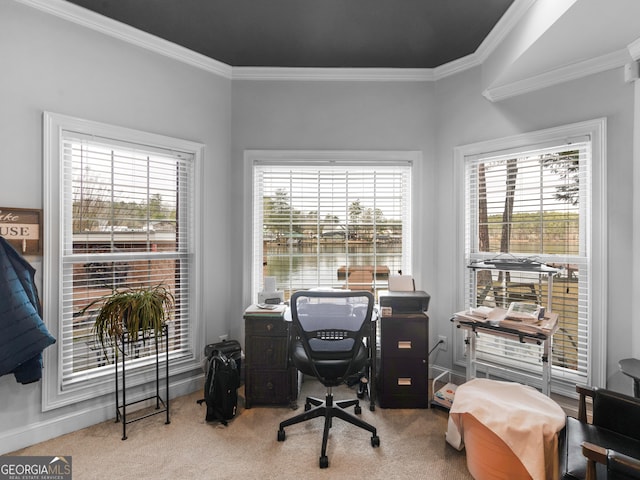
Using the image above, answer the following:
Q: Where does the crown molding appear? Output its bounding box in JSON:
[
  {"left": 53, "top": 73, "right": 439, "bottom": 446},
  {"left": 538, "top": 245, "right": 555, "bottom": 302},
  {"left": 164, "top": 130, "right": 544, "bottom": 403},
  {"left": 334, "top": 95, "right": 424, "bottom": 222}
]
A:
[
  {"left": 231, "top": 67, "right": 434, "bottom": 82},
  {"left": 233, "top": 0, "right": 536, "bottom": 82},
  {"left": 432, "top": 53, "right": 482, "bottom": 81},
  {"left": 628, "top": 37, "right": 640, "bottom": 61},
  {"left": 474, "top": 0, "right": 537, "bottom": 64},
  {"left": 13, "top": 0, "right": 233, "bottom": 78},
  {"left": 13, "top": 0, "right": 628, "bottom": 91},
  {"left": 483, "top": 49, "right": 630, "bottom": 102},
  {"left": 13, "top": 0, "right": 531, "bottom": 83}
]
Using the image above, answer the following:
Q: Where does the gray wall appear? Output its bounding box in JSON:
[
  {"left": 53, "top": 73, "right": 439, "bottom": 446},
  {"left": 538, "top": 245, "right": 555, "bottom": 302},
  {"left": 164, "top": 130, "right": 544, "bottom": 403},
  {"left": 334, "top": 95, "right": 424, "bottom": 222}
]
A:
[
  {"left": 1, "top": 0, "right": 637, "bottom": 454},
  {"left": 229, "top": 68, "right": 636, "bottom": 394},
  {"left": 229, "top": 80, "right": 438, "bottom": 339},
  {"left": 0, "top": 2, "right": 232, "bottom": 453},
  {"left": 432, "top": 66, "right": 635, "bottom": 389}
]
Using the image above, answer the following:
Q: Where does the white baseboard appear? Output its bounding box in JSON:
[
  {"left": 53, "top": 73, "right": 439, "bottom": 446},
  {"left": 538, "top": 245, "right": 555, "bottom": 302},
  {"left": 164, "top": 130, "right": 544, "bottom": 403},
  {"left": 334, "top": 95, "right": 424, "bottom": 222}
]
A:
[{"left": 0, "top": 375, "right": 202, "bottom": 455}]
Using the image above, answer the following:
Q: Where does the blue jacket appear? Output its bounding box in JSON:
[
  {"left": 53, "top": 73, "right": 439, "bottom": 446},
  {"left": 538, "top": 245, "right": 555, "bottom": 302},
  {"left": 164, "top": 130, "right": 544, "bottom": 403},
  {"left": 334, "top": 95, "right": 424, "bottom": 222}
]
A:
[{"left": 0, "top": 236, "right": 55, "bottom": 384}]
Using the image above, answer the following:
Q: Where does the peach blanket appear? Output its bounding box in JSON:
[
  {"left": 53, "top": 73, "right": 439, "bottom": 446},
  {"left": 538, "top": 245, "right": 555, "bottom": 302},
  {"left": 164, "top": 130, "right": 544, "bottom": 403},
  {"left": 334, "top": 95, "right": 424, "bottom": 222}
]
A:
[{"left": 446, "top": 378, "right": 566, "bottom": 480}]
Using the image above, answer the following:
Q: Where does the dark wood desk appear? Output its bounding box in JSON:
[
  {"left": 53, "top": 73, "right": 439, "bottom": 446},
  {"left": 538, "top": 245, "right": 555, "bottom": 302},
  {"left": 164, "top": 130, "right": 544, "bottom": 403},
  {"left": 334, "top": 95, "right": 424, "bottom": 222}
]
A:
[
  {"left": 244, "top": 305, "right": 299, "bottom": 409},
  {"left": 243, "top": 304, "right": 378, "bottom": 410}
]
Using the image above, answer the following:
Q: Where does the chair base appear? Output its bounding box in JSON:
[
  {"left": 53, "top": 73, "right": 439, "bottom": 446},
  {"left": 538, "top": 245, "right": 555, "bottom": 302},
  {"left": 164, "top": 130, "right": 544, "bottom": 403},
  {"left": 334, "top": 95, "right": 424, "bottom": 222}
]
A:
[{"left": 277, "top": 389, "right": 380, "bottom": 468}]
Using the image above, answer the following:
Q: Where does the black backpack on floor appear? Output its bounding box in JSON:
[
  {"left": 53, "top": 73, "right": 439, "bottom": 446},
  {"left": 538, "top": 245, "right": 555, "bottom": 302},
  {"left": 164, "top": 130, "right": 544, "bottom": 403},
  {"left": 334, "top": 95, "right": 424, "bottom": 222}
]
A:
[{"left": 197, "top": 350, "right": 240, "bottom": 425}]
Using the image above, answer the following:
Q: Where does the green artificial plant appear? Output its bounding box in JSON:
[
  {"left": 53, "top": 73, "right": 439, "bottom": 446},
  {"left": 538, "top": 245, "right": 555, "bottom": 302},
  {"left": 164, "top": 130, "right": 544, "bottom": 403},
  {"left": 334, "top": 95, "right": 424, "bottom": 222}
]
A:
[{"left": 84, "top": 284, "right": 174, "bottom": 359}]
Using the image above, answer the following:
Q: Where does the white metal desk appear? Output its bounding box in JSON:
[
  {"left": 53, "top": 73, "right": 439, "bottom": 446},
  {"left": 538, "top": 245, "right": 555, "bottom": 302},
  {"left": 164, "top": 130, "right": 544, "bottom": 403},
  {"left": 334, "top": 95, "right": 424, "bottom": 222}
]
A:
[
  {"left": 468, "top": 261, "right": 558, "bottom": 310},
  {"left": 452, "top": 309, "right": 559, "bottom": 396}
]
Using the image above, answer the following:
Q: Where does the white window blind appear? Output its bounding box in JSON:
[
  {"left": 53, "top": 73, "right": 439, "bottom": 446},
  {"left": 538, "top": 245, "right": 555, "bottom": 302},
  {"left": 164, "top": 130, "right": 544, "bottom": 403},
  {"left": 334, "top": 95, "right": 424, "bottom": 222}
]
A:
[
  {"left": 252, "top": 158, "right": 411, "bottom": 301},
  {"left": 43, "top": 113, "right": 203, "bottom": 410},
  {"left": 59, "top": 133, "right": 195, "bottom": 388},
  {"left": 465, "top": 140, "right": 591, "bottom": 386}
]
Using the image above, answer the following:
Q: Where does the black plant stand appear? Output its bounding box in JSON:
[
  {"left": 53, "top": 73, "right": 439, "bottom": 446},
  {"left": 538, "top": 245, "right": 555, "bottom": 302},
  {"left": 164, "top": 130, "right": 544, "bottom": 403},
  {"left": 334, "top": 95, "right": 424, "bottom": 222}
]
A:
[{"left": 115, "top": 324, "right": 170, "bottom": 440}]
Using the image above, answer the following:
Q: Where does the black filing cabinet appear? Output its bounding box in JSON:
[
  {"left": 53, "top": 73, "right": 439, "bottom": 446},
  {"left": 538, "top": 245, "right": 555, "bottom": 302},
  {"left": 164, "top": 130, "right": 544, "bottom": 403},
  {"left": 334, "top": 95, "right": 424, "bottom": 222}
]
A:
[
  {"left": 378, "top": 312, "right": 429, "bottom": 408},
  {"left": 244, "top": 309, "right": 298, "bottom": 409}
]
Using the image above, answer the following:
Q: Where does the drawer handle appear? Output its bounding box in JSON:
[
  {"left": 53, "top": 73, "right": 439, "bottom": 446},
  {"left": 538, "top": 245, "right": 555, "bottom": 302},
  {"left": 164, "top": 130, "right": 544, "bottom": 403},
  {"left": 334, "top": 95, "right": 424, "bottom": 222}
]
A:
[
  {"left": 266, "top": 323, "right": 274, "bottom": 331},
  {"left": 398, "top": 341, "right": 412, "bottom": 349},
  {"left": 397, "top": 377, "right": 412, "bottom": 386},
  {"left": 266, "top": 381, "right": 274, "bottom": 390}
]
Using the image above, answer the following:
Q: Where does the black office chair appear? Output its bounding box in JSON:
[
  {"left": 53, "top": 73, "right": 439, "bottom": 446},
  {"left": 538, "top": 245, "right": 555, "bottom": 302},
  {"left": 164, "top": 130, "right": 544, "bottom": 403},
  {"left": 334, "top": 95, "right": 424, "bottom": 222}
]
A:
[{"left": 277, "top": 290, "right": 380, "bottom": 468}]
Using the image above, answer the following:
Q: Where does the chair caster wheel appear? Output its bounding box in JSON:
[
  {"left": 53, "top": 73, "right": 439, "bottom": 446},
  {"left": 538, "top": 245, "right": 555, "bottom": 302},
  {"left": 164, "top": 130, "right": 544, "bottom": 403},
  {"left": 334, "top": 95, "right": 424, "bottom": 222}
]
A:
[
  {"left": 370, "top": 404, "right": 376, "bottom": 412},
  {"left": 371, "top": 435, "right": 380, "bottom": 447},
  {"left": 319, "top": 456, "right": 329, "bottom": 468},
  {"left": 277, "top": 429, "right": 285, "bottom": 441},
  {"left": 354, "top": 405, "right": 362, "bottom": 415},
  {"left": 357, "top": 378, "right": 369, "bottom": 399}
]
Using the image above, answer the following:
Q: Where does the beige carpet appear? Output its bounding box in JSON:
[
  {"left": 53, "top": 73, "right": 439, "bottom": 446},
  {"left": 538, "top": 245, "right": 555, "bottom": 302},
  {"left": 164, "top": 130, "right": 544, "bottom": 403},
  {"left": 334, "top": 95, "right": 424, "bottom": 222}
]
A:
[{"left": 9, "top": 378, "right": 472, "bottom": 479}]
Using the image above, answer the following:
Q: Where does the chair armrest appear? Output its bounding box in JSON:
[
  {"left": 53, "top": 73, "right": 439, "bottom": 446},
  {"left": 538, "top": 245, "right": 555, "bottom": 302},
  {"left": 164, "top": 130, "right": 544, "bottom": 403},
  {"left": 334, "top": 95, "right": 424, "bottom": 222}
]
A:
[
  {"left": 582, "top": 441, "right": 640, "bottom": 480},
  {"left": 582, "top": 442, "right": 606, "bottom": 480},
  {"left": 576, "top": 384, "right": 595, "bottom": 422},
  {"left": 608, "top": 450, "right": 640, "bottom": 479}
]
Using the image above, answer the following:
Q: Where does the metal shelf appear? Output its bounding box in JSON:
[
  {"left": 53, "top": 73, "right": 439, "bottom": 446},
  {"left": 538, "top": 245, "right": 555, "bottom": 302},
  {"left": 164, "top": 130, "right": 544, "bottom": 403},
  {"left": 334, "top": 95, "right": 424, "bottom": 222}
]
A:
[{"left": 114, "top": 324, "right": 170, "bottom": 440}]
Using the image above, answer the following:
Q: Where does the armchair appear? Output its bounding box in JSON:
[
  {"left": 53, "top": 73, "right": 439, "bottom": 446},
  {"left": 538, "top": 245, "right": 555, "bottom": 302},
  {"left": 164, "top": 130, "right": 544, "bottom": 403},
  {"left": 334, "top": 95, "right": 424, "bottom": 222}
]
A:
[
  {"left": 277, "top": 290, "right": 379, "bottom": 468},
  {"left": 559, "top": 385, "right": 640, "bottom": 479},
  {"left": 582, "top": 443, "right": 640, "bottom": 480}
]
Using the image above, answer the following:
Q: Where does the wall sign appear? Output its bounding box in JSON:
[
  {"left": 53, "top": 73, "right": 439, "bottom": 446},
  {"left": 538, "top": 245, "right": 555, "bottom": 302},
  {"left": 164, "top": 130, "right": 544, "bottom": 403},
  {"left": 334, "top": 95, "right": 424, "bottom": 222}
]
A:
[{"left": 0, "top": 207, "right": 42, "bottom": 255}]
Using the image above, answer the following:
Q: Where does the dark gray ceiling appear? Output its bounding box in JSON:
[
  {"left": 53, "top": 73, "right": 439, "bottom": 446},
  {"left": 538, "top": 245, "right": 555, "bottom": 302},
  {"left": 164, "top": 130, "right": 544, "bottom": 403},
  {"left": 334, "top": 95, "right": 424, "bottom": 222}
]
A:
[{"left": 65, "top": 0, "right": 515, "bottom": 68}]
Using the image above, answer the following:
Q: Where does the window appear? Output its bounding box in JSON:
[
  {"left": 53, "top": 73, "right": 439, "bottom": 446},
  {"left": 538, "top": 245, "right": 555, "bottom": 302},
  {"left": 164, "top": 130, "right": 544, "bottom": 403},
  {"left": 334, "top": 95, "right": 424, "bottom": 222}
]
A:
[
  {"left": 43, "top": 113, "right": 203, "bottom": 409},
  {"left": 456, "top": 119, "right": 607, "bottom": 392},
  {"left": 248, "top": 151, "right": 415, "bottom": 302}
]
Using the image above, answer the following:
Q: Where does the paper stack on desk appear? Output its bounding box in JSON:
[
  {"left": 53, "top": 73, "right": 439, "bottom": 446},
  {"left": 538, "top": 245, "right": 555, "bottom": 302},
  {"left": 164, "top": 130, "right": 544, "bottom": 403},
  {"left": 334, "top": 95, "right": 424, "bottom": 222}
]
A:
[
  {"left": 455, "top": 307, "right": 558, "bottom": 336},
  {"left": 500, "top": 313, "right": 558, "bottom": 335},
  {"left": 456, "top": 307, "right": 504, "bottom": 325},
  {"left": 244, "top": 303, "right": 287, "bottom": 315}
]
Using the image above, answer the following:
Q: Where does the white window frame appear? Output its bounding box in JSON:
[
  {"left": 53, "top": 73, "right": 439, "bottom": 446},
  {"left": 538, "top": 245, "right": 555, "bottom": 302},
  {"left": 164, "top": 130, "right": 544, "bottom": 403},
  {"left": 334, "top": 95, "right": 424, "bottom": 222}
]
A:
[
  {"left": 453, "top": 119, "right": 607, "bottom": 394},
  {"left": 243, "top": 150, "right": 420, "bottom": 305},
  {"left": 42, "top": 112, "right": 204, "bottom": 410}
]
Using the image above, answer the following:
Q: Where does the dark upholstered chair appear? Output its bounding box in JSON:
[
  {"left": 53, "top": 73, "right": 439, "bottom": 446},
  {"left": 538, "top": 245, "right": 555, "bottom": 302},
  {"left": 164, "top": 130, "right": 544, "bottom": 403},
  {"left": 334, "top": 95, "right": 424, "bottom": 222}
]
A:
[
  {"left": 277, "top": 290, "right": 379, "bottom": 468},
  {"left": 559, "top": 385, "right": 640, "bottom": 479},
  {"left": 581, "top": 443, "right": 640, "bottom": 480}
]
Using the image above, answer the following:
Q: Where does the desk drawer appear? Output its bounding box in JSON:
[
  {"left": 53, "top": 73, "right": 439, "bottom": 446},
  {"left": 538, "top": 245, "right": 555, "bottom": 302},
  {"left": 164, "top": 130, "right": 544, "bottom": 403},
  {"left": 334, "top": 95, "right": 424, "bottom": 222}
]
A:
[
  {"left": 245, "top": 316, "right": 289, "bottom": 336},
  {"left": 379, "top": 357, "right": 428, "bottom": 396},
  {"left": 380, "top": 317, "right": 427, "bottom": 357},
  {"left": 245, "top": 368, "right": 298, "bottom": 406},
  {"left": 245, "top": 336, "right": 288, "bottom": 368}
]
